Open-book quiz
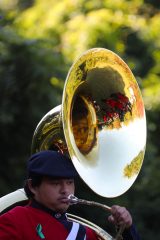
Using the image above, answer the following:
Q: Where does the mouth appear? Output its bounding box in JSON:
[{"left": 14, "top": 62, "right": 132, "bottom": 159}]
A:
[{"left": 58, "top": 197, "right": 70, "bottom": 204}]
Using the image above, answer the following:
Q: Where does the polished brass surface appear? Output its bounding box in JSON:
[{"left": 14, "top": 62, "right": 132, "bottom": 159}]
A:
[
  {"left": 62, "top": 48, "right": 146, "bottom": 197},
  {"left": 31, "top": 105, "right": 68, "bottom": 154},
  {"left": 32, "top": 48, "right": 146, "bottom": 198},
  {"left": 68, "top": 194, "right": 111, "bottom": 211}
]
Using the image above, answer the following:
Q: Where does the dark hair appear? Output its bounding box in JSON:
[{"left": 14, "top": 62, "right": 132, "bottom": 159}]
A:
[{"left": 24, "top": 174, "right": 43, "bottom": 199}]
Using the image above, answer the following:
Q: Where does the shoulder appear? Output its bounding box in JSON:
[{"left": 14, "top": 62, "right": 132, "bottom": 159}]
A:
[
  {"left": 0, "top": 206, "right": 27, "bottom": 239},
  {"left": 0, "top": 206, "right": 25, "bottom": 216},
  {"left": 0, "top": 206, "right": 27, "bottom": 222},
  {"left": 0, "top": 205, "right": 37, "bottom": 221}
]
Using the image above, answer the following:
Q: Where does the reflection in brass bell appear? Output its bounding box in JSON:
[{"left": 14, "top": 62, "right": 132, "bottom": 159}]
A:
[{"left": 32, "top": 48, "right": 146, "bottom": 198}]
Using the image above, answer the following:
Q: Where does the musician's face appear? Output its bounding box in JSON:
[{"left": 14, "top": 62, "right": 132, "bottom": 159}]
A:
[{"left": 29, "top": 177, "right": 75, "bottom": 213}]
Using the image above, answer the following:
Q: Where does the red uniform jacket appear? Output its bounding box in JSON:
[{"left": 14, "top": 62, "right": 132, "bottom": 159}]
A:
[{"left": 0, "top": 206, "right": 98, "bottom": 240}]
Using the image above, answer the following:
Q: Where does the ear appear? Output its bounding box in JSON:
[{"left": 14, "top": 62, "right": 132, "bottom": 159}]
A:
[{"left": 27, "top": 179, "right": 37, "bottom": 195}]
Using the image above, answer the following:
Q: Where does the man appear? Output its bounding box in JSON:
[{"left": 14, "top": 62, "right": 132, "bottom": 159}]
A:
[{"left": 0, "top": 150, "right": 140, "bottom": 239}]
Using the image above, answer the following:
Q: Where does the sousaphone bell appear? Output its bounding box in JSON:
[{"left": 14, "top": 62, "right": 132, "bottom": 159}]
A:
[{"left": 32, "top": 47, "right": 146, "bottom": 198}]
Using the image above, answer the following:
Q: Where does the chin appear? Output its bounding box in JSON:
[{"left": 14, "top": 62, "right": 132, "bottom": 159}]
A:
[
  {"left": 57, "top": 204, "right": 69, "bottom": 213},
  {"left": 57, "top": 208, "right": 67, "bottom": 213}
]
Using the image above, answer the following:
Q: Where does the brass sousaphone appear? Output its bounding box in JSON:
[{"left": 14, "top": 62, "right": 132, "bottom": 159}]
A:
[{"left": 0, "top": 48, "right": 146, "bottom": 239}]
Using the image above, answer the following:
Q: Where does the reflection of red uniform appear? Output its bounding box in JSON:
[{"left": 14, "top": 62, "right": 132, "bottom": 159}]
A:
[{"left": 0, "top": 206, "right": 98, "bottom": 240}]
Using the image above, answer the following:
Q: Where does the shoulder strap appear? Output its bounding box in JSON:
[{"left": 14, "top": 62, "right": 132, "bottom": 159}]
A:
[{"left": 66, "top": 222, "right": 79, "bottom": 240}]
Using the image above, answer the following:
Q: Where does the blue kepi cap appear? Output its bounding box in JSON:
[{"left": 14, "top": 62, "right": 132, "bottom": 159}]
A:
[{"left": 27, "top": 150, "right": 78, "bottom": 178}]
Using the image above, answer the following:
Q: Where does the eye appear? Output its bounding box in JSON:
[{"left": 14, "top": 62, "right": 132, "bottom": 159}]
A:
[
  {"left": 67, "top": 179, "right": 74, "bottom": 185},
  {"left": 50, "top": 180, "right": 60, "bottom": 185}
]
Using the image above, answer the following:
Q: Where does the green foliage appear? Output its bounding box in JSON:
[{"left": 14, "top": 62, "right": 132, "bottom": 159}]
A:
[
  {"left": 0, "top": 17, "right": 65, "bottom": 194},
  {"left": 0, "top": 0, "right": 160, "bottom": 239}
]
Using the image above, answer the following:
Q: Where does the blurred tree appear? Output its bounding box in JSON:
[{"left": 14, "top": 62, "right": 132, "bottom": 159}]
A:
[{"left": 0, "top": 17, "right": 65, "bottom": 194}]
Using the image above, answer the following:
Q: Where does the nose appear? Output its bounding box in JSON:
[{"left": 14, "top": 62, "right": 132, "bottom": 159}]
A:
[{"left": 60, "top": 182, "right": 70, "bottom": 195}]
